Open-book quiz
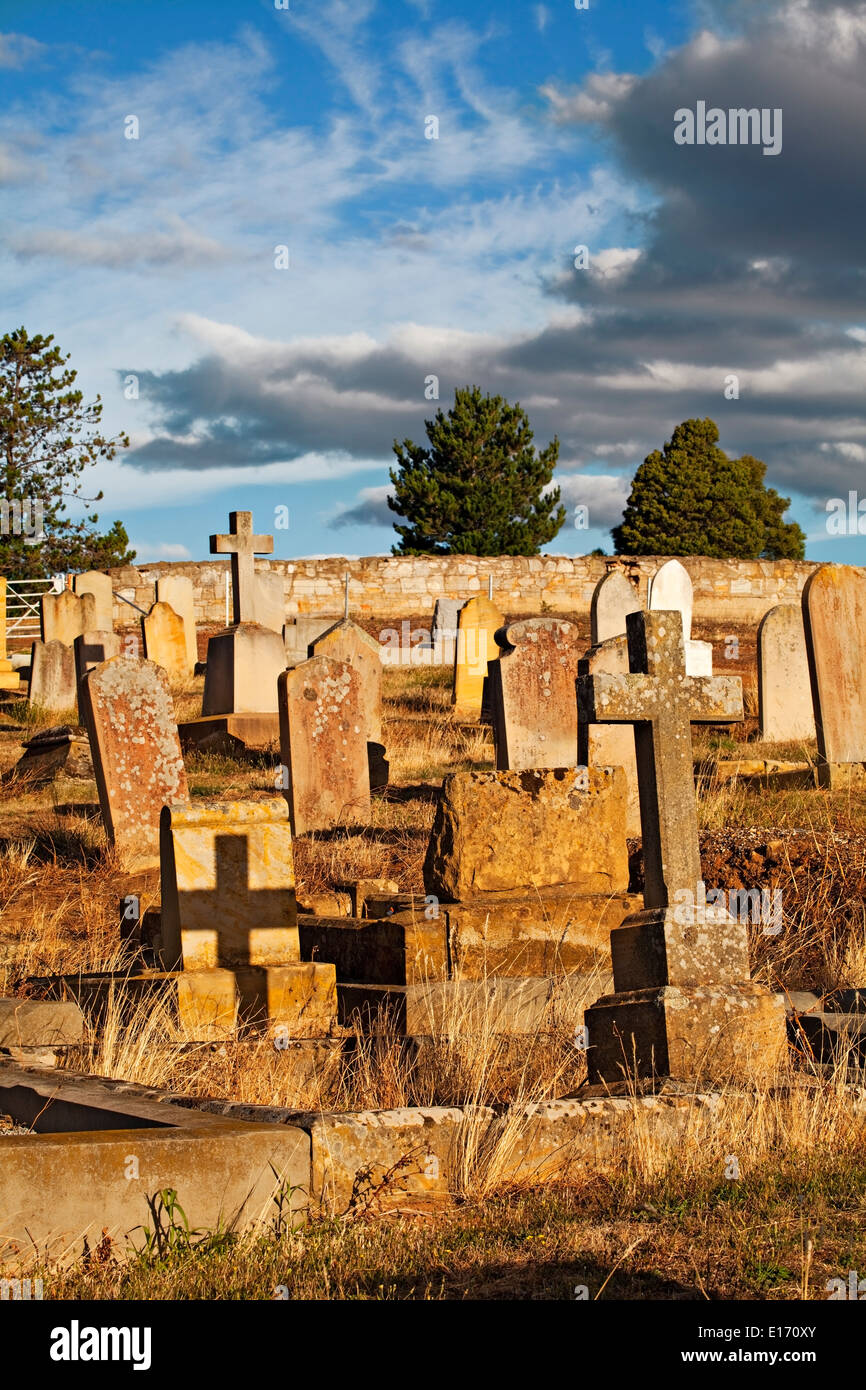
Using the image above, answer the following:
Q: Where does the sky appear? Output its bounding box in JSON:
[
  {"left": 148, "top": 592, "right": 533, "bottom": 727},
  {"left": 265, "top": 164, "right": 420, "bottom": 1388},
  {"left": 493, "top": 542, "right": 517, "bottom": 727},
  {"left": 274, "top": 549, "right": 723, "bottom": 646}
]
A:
[{"left": 1, "top": 0, "right": 865, "bottom": 565}]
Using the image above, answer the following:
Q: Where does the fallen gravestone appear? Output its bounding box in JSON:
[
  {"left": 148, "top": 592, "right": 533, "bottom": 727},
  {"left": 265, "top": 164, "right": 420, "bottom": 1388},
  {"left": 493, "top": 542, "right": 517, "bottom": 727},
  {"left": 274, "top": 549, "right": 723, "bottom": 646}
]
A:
[{"left": 11, "top": 726, "right": 94, "bottom": 786}]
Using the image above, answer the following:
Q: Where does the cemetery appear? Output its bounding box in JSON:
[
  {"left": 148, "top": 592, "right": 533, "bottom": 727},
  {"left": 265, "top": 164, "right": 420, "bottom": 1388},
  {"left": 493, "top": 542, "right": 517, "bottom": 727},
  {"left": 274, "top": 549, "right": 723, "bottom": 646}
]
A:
[{"left": 0, "top": 511, "right": 864, "bottom": 1299}]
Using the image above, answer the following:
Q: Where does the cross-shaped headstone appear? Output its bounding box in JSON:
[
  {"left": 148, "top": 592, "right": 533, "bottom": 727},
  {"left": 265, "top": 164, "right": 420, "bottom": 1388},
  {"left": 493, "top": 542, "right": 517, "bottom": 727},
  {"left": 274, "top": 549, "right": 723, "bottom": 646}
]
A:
[
  {"left": 578, "top": 610, "right": 742, "bottom": 910},
  {"left": 210, "top": 511, "right": 274, "bottom": 625}
]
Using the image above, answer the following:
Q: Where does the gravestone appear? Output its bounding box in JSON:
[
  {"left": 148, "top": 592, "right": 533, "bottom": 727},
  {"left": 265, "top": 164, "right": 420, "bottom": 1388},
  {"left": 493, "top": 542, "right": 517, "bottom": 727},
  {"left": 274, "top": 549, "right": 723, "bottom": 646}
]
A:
[
  {"left": 583, "top": 572, "right": 644, "bottom": 834},
  {"left": 28, "top": 640, "right": 77, "bottom": 713},
  {"left": 74, "top": 630, "right": 121, "bottom": 684},
  {"left": 578, "top": 610, "right": 786, "bottom": 1083},
  {"left": 12, "top": 725, "right": 94, "bottom": 785},
  {"left": 41, "top": 590, "right": 96, "bottom": 646},
  {"left": 432, "top": 597, "right": 462, "bottom": 664},
  {"left": 142, "top": 601, "right": 189, "bottom": 682},
  {"left": 256, "top": 571, "right": 285, "bottom": 634},
  {"left": 283, "top": 617, "right": 334, "bottom": 667},
  {"left": 73, "top": 571, "right": 113, "bottom": 630},
  {"left": 591, "top": 570, "right": 642, "bottom": 646},
  {"left": 79, "top": 658, "right": 189, "bottom": 871},
  {"left": 648, "top": 558, "right": 712, "bottom": 676},
  {"left": 757, "top": 604, "right": 815, "bottom": 743},
  {"left": 452, "top": 596, "right": 503, "bottom": 720},
  {"left": 488, "top": 618, "right": 582, "bottom": 770},
  {"left": 0, "top": 576, "right": 19, "bottom": 690},
  {"left": 159, "top": 798, "right": 337, "bottom": 1034},
  {"left": 212, "top": 510, "right": 273, "bottom": 625},
  {"left": 802, "top": 564, "right": 866, "bottom": 785},
  {"left": 310, "top": 618, "right": 387, "bottom": 790},
  {"left": 156, "top": 575, "right": 197, "bottom": 671},
  {"left": 278, "top": 656, "right": 371, "bottom": 834}
]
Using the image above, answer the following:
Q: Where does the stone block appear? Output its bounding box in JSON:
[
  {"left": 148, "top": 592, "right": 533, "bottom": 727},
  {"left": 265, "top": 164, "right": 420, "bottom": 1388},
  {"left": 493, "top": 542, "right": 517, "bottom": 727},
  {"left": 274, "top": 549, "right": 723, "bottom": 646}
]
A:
[
  {"left": 11, "top": 725, "right": 93, "bottom": 785},
  {"left": 0, "top": 998, "right": 84, "bottom": 1047},
  {"left": 298, "top": 913, "right": 448, "bottom": 984},
  {"left": 609, "top": 905, "right": 751, "bottom": 992},
  {"left": 177, "top": 712, "right": 281, "bottom": 754},
  {"left": 202, "top": 623, "right": 287, "bottom": 716},
  {"left": 445, "top": 890, "right": 640, "bottom": 977}
]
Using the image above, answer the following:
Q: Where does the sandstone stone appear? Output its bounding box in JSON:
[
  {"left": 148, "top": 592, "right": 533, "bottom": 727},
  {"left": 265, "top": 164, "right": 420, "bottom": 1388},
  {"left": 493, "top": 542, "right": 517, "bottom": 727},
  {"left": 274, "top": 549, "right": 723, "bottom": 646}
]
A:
[
  {"left": 211, "top": 510, "right": 273, "bottom": 624},
  {"left": 0, "top": 998, "right": 84, "bottom": 1046},
  {"left": 758, "top": 603, "right": 815, "bottom": 742},
  {"left": 256, "top": 570, "right": 285, "bottom": 633},
  {"left": 489, "top": 618, "right": 583, "bottom": 771},
  {"left": 591, "top": 570, "right": 642, "bottom": 645},
  {"left": 278, "top": 656, "right": 372, "bottom": 834},
  {"left": 12, "top": 725, "right": 94, "bottom": 785},
  {"left": 452, "top": 596, "right": 503, "bottom": 720},
  {"left": 27, "top": 639, "right": 77, "bottom": 713},
  {"left": 40, "top": 589, "right": 95, "bottom": 646},
  {"left": 79, "top": 657, "right": 189, "bottom": 871},
  {"left": 155, "top": 575, "right": 198, "bottom": 670},
  {"left": 299, "top": 913, "right": 447, "bottom": 984},
  {"left": 178, "top": 712, "right": 281, "bottom": 754},
  {"left": 802, "top": 564, "right": 866, "bottom": 779},
  {"left": 142, "top": 600, "right": 189, "bottom": 681},
  {"left": 202, "top": 622, "right": 286, "bottom": 716},
  {"left": 74, "top": 629, "right": 121, "bottom": 683},
  {"left": 577, "top": 635, "right": 640, "bottom": 837},
  {"left": 73, "top": 570, "right": 113, "bottom": 629},
  {"left": 424, "top": 767, "right": 628, "bottom": 901},
  {"left": 310, "top": 619, "right": 384, "bottom": 743},
  {"left": 282, "top": 616, "right": 334, "bottom": 665}
]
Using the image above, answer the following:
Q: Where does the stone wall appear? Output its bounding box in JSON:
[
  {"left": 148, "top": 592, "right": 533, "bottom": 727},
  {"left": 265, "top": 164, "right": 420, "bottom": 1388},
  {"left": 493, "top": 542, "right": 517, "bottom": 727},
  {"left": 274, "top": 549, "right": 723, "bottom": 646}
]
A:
[{"left": 107, "top": 554, "right": 829, "bottom": 633}]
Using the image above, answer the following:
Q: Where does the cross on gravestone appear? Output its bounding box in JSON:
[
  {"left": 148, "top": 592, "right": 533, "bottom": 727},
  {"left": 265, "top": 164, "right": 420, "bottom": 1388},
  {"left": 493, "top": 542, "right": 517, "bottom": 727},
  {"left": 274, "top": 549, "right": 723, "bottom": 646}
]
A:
[
  {"left": 578, "top": 609, "right": 742, "bottom": 910},
  {"left": 174, "top": 834, "right": 296, "bottom": 968},
  {"left": 210, "top": 511, "right": 274, "bottom": 625}
]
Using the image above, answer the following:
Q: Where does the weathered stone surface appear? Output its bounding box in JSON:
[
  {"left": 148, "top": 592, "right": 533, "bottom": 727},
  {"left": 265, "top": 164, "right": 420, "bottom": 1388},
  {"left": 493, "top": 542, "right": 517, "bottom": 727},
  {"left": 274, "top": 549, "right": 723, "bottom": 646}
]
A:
[
  {"left": 452, "top": 596, "right": 503, "bottom": 720},
  {"left": 202, "top": 622, "right": 286, "bottom": 716},
  {"left": 0, "top": 998, "right": 83, "bottom": 1046},
  {"left": 79, "top": 657, "right": 189, "bottom": 871},
  {"left": 74, "top": 629, "right": 121, "bottom": 683},
  {"left": 610, "top": 904, "right": 751, "bottom": 990},
  {"left": 12, "top": 725, "right": 94, "bottom": 785},
  {"left": 586, "top": 983, "right": 787, "bottom": 1084},
  {"left": 178, "top": 712, "right": 280, "bottom": 754},
  {"left": 757, "top": 603, "right": 815, "bottom": 743},
  {"left": 210, "top": 510, "right": 273, "bottom": 625},
  {"left": 160, "top": 798, "right": 300, "bottom": 972},
  {"left": 40, "top": 589, "right": 96, "bottom": 645},
  {"left": 156, "top": 574, "right": 198, "bottom": 670},
  {"left": 283, "top": 616, "right": 335, "bottom": 665},
  {"left": 256, "top": 570, "right": 285, "bottom": 633},
  {"left": 577, "top": 634, "right": 640, "bottom": 837},
  {"left": 73, "top": 570, "right": 113, "bottom": 629},
  {"left": 802, "top": 564, "right": 866, "bottom": 777},
  {"left": 424, "top": 767, "right": 628, "bottom": 901},
  {"left": 489, "top": 618, "right": 583, "bottom": 771},
  {"left": 299, "top": 913, "right": 448, "bottom": 983},
  {"left": 278, "top": 656, "right": 372, "bottom": 834},
  {"left": 27, "top": 640, "right": 77, "bottom": 713},
  {"left": 143, "top": 600, "right": 190, "bottom": 681},
  {"left": 591, "top": 570, "right": 642, "bottom": 645},
  {"left": 310, "top": 619, "right": 384, "bottom": 743},
  {"left": 446, "top": 890, "right": 641, "bottom": 977},
  {"left": 432, "top": 597, "right": 462, "bottom": 665}
]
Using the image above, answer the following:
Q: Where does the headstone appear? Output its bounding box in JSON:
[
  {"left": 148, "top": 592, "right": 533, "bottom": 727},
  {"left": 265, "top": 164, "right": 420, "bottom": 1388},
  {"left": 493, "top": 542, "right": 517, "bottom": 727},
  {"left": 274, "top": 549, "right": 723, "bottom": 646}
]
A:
[
  {"left": 79, "top": 658, "right": 189, "bottom": 871},
  {"left": 578, "top": 610, "right": 786, "bottom": 1083},
  {"left": 202, "top": 623, "right": 286, "bottom": 716},
  {"left": 156, "top": 575, "right": 197, "bottom": 671},
  {"left": 310, "top": 620, "right": 383, "bottom": 743},
  {"left": 757, "top": 604, "right": 815, "bottom": 743},
  {"left": 74, "top": 630, "right": 122, "bottom": 684},
  {"left": 210, "top": 510, "right": 273, "bottom": 624},
  {"left": 256, "top": 571, "right": 285, "bottom": 634},
  {"left": 452, "top": 596, "right": 504, "bottom": 720},
  {"left": 160, "top": 799, "right": 300, "bottom": 971},
  {"left": 278, "top": 656, "right": 371, "bottom": 834},
  {"left": 40, "top": 590, "right": 96, "bottom": 646},
  {"left": 577, "top": 635, "right": 641, "bottom": 837},
  {"left": 283, "top": 617, "right": 335, "bottom": 667},
  {"left": 802, "top": 564, "right": 866, "bottom": 784},
  {"left": 27, "top": 640, "right": 77, "bottom": 713},
  {"left": 73, "top": 571, "right": 113, "bottom": 630},
  {"left": 488, "top": 618, "right": 582, "bottom": 770},
  {"left": 142, "top": 601, "right": 189, "bottom": 682},
  {"left": 591, "top": 570, "right": 642, "bottom": 646},
  {"left": 0, "top": 576, "right": 19, "bottom": 690},
  {"left": 11, "top": 725, "right": 94, "bottom": 785},
  {"left": 432, "top": 598, "right": 462, "bottom": 664},
  {"left": 648, "top": 558, "right": 712, "bottom": 676}
]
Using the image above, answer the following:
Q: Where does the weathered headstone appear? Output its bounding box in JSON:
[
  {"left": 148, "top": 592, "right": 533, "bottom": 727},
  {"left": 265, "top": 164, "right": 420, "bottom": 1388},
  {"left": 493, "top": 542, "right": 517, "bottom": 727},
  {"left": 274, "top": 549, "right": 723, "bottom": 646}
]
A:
[
  {"left": 310, "top": 620, "right": 383, "bottom": 743},
  {"left": 156, "top": 575, "right": 197, "bottom": 671},
  {"left": 578, "top": 610, "right": 786, "bottom": 1083},
  {"left": 278, "top": 656, "right": 371, "bottom": 834},
  {"left": 28, "top": 640, "right": 77, "bottom": 713},
  {"left": 73, "top": 571, "right": 113, "bottom": 630},
  {"left": 142, "top": 601, "right": 189, "bottom": 682},
  {"left": 74, "top": 630, "right": 121, "bottom": 684},
  {"left": 432, "top": 597, "right": 462, "bottom": 664},
  {"left": 202, "top": 623, "right": 286, "bottom": 716},
  {"left": 79, "top": 658, "right": 189, "bottom": 871},
  {"left": 452, "top": 596, "right": 503, "bottom": 720},
  {"left": 802, "top": 564, "right": 866, "bottom": 784},
  {"left": 648, "top": 558, "right": 712, "bottom": 676},
  {"left": 591, "top": 570, "right": 642, "bottom": 646},
  {"left": 12, "top": 725, "right": 93, "bottom": 785},
  {"left": 583, "top": 572, "right": 644, "bottom": 834},
  {"left": 256, "top": 571, "right": 285, "bottom": 634},
  {"left": 41, "top": 589, "right": 96, "bottom": 646},
  {"left": 0, "top": 576, "right": 20, "bottom": 690},
  {"left": 283, "top": 617, "right": 334, "bottom": 667},
  {"left": 488, "top": 618, "right": 582, "bottom": 770},
  {"left": 211, "top": 510, "right": 273, "bottom": 624},
  {"left": 757, "top": 604, "right": 815, "bottom": 743}
]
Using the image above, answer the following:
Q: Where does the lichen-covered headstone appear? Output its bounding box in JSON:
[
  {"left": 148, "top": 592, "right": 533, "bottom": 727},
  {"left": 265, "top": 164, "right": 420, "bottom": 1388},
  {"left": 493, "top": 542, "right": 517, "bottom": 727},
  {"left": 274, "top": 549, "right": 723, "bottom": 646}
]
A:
[
  {"left": 278, "top": 656, "right": 371, "bottom": 834},
  {"left": 310, "top": 619, "right": 383, "bottom": 744},
  {"left": 488, "top": 618, "right": 583, "bottom": 770}
]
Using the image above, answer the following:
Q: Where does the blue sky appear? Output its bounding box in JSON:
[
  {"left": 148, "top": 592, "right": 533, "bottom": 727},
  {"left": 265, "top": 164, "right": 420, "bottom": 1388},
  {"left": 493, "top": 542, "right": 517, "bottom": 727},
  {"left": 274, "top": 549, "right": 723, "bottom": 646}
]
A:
[{"left": 2, "top": 0, "right": 865, "bottom": 564}]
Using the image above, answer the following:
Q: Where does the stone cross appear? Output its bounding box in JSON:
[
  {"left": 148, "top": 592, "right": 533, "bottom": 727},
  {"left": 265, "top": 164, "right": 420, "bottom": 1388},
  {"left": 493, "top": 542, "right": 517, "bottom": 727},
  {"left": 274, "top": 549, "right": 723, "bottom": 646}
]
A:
[
  {"left": 210, "top": 511, "right": 273, "bottom": 625},
  {"left": 578, "top": 610, "right": 742, "bottom": 910}
]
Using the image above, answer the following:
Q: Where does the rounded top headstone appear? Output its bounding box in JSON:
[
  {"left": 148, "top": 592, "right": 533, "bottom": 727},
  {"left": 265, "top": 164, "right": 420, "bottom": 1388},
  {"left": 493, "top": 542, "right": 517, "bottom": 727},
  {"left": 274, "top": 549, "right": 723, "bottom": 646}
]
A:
[
  {"left": 648, "top": 559, "right": 693, "bottom": 641},
  {"left": 591, "top": 570, "right": 643, "bottom": 646}
]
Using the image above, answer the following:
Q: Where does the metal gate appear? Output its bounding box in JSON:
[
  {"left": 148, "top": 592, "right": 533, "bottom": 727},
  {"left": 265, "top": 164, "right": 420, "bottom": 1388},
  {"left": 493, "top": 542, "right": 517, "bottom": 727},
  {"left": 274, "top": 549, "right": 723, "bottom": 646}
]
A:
[{"left": 5, "top": 575, "right": 64, "bottom": 644}]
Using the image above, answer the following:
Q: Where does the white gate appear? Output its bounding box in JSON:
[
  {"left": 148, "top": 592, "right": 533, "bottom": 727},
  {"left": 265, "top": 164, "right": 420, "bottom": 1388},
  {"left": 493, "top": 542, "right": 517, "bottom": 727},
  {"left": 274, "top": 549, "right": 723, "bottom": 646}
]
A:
[{"left": 5, "top": 575, "right": 64, "bottom": 644}]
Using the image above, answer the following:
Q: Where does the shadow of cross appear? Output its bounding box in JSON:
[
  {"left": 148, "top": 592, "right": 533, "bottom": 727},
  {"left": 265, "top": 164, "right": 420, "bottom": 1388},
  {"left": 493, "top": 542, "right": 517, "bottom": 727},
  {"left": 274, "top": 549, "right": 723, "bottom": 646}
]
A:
[
  {"left": 210, "top": 510, "right": 274, "bottom": 625},
  {"left": 178, "top": 832, "right": 296, "bottom": 967},
  {"left": 79, "top": 637, "right": 112, "bottom": 669},
  {"left": 577, "top": 610, "right": 742, "bottom": 911}
]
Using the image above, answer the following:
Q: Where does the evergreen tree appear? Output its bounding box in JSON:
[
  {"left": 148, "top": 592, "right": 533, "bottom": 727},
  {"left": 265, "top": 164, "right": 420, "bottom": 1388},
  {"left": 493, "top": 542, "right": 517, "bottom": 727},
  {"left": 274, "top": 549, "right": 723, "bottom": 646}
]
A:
[
  {"left": 612, "top": 418, "right": 805, "bottom": 559},
  {"left": 0, "top": 327, "right": 135, "bottom": 578},
  {"left": 389, "top": 385, "right": 565, "bottom": 555}
]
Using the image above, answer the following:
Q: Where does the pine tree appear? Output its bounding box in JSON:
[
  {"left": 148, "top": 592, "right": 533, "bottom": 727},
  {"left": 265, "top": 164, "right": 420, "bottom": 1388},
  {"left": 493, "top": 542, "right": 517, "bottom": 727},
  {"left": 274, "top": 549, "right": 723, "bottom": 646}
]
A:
[
  {"left": 612, "top": 418, "right": 805, "bottom": 559},
  {"left": 0, "top": 327, "right": 135, "bottom": 579},
  {"left": 388, "top": 385, "right": 565, "bottom": 555}
]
